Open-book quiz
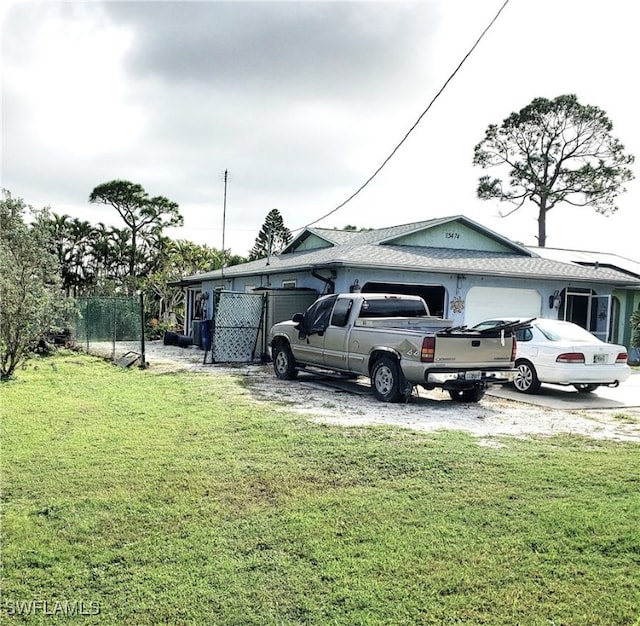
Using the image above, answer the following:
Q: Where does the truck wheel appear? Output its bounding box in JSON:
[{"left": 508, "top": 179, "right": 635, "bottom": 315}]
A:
[
  {"left": 448, "top": 388, "right": 486, "bottom": 403},
  {"left": 273, "top": 342, "right": 298, "bottom": 380},
  {"left": 371, "top": 356, "right": 408, "bottom": 403}
]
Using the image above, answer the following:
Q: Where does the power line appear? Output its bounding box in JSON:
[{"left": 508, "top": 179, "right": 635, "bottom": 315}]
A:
[{"left": 294, "top": 0, "right": 510, "bottom": 232}]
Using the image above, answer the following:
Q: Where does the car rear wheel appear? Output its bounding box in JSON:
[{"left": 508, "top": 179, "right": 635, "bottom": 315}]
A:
[
  {"left": 574, "top": 383, "right": 599, "bottom": 393},
  {"left": 272, "top": 341, "right": 298, "bottom": 380},
  {"left": 371, "top": 356, "right": 409, "bottom": 403},
  {"left": 513, "top": 360, "right": 541, "bottom": 394},
  {"left": 448, "top": 388, "right": 486, "bottom": 403}
]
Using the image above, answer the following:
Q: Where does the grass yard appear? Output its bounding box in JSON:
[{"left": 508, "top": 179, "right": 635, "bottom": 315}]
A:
[{"left": 1, "top": 352, "right": 639, "bottom": 625}]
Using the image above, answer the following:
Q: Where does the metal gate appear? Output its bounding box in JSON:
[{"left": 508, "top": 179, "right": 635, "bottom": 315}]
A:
[{"left": 213, "top": 291, "right": 265, "bottom": 363}]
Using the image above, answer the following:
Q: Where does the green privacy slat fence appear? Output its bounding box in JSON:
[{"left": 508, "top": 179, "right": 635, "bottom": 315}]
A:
[{"left": 74, "top": 296, "right": 142, "bottom": 359}]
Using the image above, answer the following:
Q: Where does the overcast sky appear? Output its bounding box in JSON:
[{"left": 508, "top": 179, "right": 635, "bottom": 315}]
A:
[{"left": 2, "top": 0, "right": 638, "bottom": 257}]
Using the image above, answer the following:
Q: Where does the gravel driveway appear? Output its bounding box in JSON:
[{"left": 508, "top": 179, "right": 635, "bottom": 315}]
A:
[{"left": 93, "top": 341, "right": 640, "bottom": 444}]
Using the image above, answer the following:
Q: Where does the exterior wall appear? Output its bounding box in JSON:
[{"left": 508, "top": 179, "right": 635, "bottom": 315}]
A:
[
  {"left": 333, "top": 268, "right": 552, "bottom": 327},
  {"left": 292, "top": 234, "right": 333, "bottom": 252},
  {"left": 617, "top": 288, "right": 640, "bottom": 347},
  {"left": 390, "top": 222, "right": 517, "bottom": 253}
]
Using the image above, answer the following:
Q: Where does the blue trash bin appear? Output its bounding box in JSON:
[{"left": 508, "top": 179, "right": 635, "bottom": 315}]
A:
[{"left": 201, "top": 319, "right": 212, "bottom": 351}]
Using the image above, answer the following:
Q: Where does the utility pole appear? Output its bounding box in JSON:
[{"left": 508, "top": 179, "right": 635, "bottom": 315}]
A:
[
  {"left": 221, "top": 169, "right": 228, "bottom": 282},
  {"left": 266, "top": 226, "right": 273, "bottom": 266}
]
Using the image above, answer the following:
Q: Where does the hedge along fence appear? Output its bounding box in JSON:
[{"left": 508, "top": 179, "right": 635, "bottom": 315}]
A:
[{"left": 74, "top": 296, "right": 143, "bottom": 361}]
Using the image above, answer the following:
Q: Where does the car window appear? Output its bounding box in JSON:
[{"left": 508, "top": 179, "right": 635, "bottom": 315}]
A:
[
  {"left": 515, "top": 328, "right": 532, "bottom": 342},
  {"left": 535, "top": 320, "right": 598, "bottom": 342},
  {"left": 473, "top": 321, "right": 503, "bottom": 330}
]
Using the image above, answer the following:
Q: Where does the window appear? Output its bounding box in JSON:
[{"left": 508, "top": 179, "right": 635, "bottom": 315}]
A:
[
  {"left": 331, "top": 299, "right": 353, "bottom": 327},
  {"left": 515, "top": 328, "right": 533, "bottom": 342},
  {"left": 281, "top": 280, "right": 297, "bottom": 289},
  {"left": 303, "top": 295, "right": 337, "bottom": 335},
  {"left": 359, "top": 298, "right": 427, "bottom": 318}
]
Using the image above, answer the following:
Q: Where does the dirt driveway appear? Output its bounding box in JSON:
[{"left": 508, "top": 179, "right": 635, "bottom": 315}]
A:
[{"left": 98, "top": 341, "right": 640, "bottom": 444}]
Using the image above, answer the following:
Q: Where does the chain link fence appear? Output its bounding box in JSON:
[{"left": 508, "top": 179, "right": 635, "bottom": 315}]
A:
[{"left": 74, "top": 296, "right": 143, "bottom": 361}]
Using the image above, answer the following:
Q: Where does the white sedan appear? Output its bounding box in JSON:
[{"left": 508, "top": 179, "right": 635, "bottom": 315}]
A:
[{"left": 473, "top": 318, "right": 631, "bottom": 394}]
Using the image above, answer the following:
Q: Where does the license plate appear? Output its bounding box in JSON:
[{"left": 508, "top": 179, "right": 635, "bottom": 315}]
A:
[
  {"left": 465, "top": 370, "right": 482, "bottom": 380},
  {"left": 593, "top": 354, "right": 607, "bottom": 364}
]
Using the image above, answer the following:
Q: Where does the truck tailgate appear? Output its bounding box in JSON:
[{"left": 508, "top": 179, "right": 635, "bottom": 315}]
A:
[{"left": 433, "top": 333, "right": 513, "bottom": 364}]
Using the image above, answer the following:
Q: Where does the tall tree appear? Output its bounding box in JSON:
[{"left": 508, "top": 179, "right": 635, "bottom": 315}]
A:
[
  {"left": 473, "top": 94, "right": 635, "bottom": 246},
  {"left": 39, "top": 212, "right": 95, "bottom": 296},
  {"left": 0, "top": 191, "right": 71, "bottom": 380},
  {"left": 248, "top": 209, "right": 292, "bottom": 261},
  {"left": 88, "top": 180, "right": 183, "bottom": 288}
]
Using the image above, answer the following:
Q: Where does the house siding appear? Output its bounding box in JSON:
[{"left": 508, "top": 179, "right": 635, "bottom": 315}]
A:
[{"left": 388, "top": 221, "right": 517, "bottom": 253}]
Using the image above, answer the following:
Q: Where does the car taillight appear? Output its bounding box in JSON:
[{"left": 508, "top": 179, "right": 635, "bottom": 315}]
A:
[
  {"left": 616, "top": 352, "right": 628, "bottom": 363},
  {"left": 421, "top": 337, "right": 435, "bottom": 363},
  {"left": 556, "top": 352, "right": 585, "bottom": 363},
  {"left": 511, "top": 336, "right": 517, "bottom": 361}
]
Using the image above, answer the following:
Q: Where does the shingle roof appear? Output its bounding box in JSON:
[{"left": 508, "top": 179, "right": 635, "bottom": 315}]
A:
[
  {"left": 182, "top": 242, "right": 639, "bottom": 286},
  {"left": 305, "top": 228, "right": 360, "bottom": 245},
  {"left": 176, "top": 216, "right": 640, "bottom": 288},
  {"left": 527, "top": 247, "right": 640, "bottom": 279}
]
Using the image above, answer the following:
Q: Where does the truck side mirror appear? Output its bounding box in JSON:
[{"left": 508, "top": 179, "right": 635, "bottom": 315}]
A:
[{"left": 292, "top": 312, "right": 306, "bottom": 339}]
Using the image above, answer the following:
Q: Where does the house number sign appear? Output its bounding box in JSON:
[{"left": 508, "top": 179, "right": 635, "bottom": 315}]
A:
[{"left": 445, "top": 231, "right": 460, "bottom": 239}]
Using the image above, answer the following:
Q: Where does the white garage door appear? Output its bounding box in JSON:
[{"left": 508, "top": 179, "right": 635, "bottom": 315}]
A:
[{"left": 464, "top": 287, "right": 542, "bottom": 326}]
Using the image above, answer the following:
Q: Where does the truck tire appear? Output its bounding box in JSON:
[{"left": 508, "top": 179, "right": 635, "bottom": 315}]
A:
[
  {"left": 448, "top": 388, "right": 486, "bottom": 403},
  {"left": 272, "top": 341, "right": 298, "bottom": 380},
  {"left": 371, "top": 356, "right": 409, "bottom": 403}
]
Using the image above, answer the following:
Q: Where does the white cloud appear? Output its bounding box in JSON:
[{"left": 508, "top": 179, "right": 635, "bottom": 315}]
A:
[
  {"left": 1, "top": 0, "right": 638, "bottom": 256},
  {"left": 4, "top": 4, "right": 144, "bottom": 155}
]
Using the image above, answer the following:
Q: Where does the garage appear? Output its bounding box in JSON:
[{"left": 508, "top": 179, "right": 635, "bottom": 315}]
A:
[
  {"left": 361, "top": 281, "right": 446, "bottom": 317},
  {"left": 464, "top": 286, "right": 542, "bottom": 326}
]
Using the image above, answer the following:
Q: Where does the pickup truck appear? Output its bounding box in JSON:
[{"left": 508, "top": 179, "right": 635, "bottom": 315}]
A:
[{"left": 268, "top": 293, "right": 519, "bottom": 403}]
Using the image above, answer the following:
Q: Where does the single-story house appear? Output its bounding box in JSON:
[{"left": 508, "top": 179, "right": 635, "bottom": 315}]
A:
[{"left": 174, "top": 215, "right": 640, "bottom": 356}]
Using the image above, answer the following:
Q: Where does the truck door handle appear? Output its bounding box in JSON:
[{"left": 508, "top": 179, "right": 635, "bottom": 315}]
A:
[{"left": 472, "top": 340, "right": 480, "bottom": 347}]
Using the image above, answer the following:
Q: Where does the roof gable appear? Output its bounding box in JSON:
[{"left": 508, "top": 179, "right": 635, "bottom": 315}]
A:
[
  {"left": 283, "top": 216, "right": 534, "bottom": 256},
  {"left": 282, "top": 228, "right": 360, "bottom": 253},
  {"left": 378, "top": 216, "right": 533, "bottom": 255}
]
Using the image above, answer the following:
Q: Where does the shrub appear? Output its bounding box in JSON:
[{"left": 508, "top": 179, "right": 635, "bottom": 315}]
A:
[{"left": 630, "top": 309, "right": 640, "bottom": 348}]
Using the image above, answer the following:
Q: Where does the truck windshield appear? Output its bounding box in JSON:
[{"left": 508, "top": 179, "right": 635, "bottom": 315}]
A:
[{"left": 359, "top": 298, "right": 427, "bottom": 318}]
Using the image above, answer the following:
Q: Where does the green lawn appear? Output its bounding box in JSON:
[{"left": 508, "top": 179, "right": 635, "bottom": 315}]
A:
[{"left": 1, "top": 352, "right": 639, "bottom": 625}]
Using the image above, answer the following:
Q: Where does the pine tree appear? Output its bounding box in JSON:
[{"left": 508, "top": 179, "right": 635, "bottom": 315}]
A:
[
  {"left": 473, "top": 94, "right": 634, "bottom": 247},
  {"left": 248, "top": 209, "right": 292, "bottom": 261}
]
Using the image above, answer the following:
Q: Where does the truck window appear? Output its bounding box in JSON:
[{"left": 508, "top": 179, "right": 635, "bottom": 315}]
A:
[
  {"left": 331, "top": 299, "right": 353, "bottom": 327},
  {"left": 303, "top": 295, "right": 338, "bottom": 335},
  {"left": 359, "top": 298, "right": 427, "bottom": 318}
]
